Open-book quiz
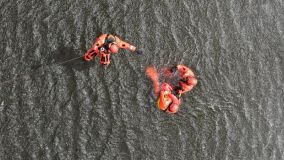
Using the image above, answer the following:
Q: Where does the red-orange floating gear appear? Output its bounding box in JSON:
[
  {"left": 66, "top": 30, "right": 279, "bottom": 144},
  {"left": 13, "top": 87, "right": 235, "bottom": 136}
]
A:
[
  {"left": 98, "top": 47, "right": 111, "bottom": 65},
  {"left": 84, "top": 54, "right": 92, "bottom": 61},
  {"left": 176, "top": 65, "right": 195, "bottom": 78},
  {"left": 109, "top": 43, "right": 119, "bottom": 54},
  {"left": 83, "top": 34, "right": 141, "bottom": 65},
  {"left": 157, "top": 83, "right": 181, "bottom": 113},
  {"left": 83, "top": 50, "right": 96, "bottom": 61},
  {"left": 166, "top": 93, "right": 181, "bottom": 114},
  {"left": 176, "top": 64, "right": 197, "bottom": 94},
  {"left": 157, "top": 83, "right": 173, "bottom": 110},
  {"left": 146, "top": 66, "right": 160, "bottom": 95}
]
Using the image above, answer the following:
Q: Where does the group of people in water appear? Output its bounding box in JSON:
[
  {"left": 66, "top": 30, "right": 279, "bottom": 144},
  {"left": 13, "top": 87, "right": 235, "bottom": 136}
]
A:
[
  {"left": 146, "top": 65, "right": 197, "bottom": 113},
  {"left": 83, "top": 34, "right": 197, "bottom": 114}
]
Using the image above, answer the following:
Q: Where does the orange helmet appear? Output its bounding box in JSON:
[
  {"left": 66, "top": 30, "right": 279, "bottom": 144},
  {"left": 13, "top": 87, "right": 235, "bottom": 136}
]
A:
[
  {"left": 108, "top": 43, "right": 119, "bottom": 53},
  {"left": 161, "top": 83, "right": 173, "bottom": 91},
  {"left": 177, "top": 65, "right": 190, "bottom": 74}
]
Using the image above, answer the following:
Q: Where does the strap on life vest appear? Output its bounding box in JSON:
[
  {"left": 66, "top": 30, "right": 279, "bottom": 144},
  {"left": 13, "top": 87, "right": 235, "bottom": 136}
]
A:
[
  {"left": 99, "top": 52, "right": 110, "bottom": 65},
  {"left": 84, "top": 50, "right": 97, "bottom": 61}
]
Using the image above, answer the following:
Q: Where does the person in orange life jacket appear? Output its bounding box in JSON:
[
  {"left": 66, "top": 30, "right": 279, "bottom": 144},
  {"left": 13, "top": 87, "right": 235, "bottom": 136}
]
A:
[
  {"left": 158, "top": 83, "right": 182, "bottom": 114},
  {"left": 146, "top": 66, "right": 182, "bottom": 114},
  {"left": 84, "top": 34, "right": 142, "bottom": 65},
  {"left": 169, "top": 64, "right": 198, "bottom": 95}
]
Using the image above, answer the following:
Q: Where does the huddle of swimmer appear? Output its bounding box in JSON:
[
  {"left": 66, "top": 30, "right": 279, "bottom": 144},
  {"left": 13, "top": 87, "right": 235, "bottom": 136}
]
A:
[
  {"left": 84, "top": 34, "right": 197, "bottom": 114},
  {"left": 146, "top": 65, "right": 197, "bottom": 114}
]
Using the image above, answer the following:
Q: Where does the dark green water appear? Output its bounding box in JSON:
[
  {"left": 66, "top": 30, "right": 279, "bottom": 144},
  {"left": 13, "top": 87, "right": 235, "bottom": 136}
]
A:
[{"left": 0, "top": 0, "right": 283, "bottom": 159}]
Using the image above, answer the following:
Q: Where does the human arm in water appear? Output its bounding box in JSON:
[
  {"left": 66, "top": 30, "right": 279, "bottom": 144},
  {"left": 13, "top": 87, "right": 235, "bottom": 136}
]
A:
[{"left": 112, "top": 35, "right": 142, "bottom": 54}]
